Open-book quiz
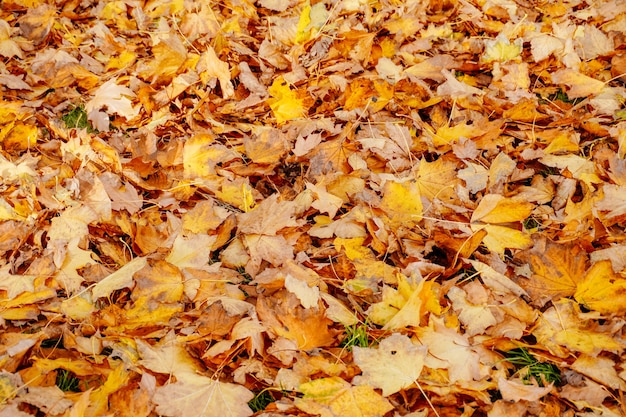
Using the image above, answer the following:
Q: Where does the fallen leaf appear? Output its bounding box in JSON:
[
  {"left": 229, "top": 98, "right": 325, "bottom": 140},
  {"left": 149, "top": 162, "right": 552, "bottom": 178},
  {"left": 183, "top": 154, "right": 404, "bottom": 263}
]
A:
[
  {"left": 352, "top": 333, "right": 427, "bottom": 396},
  {"left": 153, "top": 372, "right": 253, "bottom": 417},
  {"left": 257, "top": 290, "right": 335, "bottom": 350},
  {"left": 295, "top": 376, "right": 393, "bottom": 417},
  {"left": 515, "top": 239, "right": 587, "bottom": 305},
  {"left": 574, "top": 260, "right": 626, "bottom": 315},
  {"left": 497, "top": 377, "right": 553, "bottom": 402}
]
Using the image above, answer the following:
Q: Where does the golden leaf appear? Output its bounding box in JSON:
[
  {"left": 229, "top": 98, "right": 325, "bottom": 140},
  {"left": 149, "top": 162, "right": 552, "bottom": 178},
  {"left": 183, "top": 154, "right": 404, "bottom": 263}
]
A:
[
  {"left": 295, "top": 377, "right": 393, "bottom": 417},
  {"left": 266, "top": 76, "right": 306, "bottom": 124},
  {"left": 574, "top": 260, "right": 626, "bottom": 315}
]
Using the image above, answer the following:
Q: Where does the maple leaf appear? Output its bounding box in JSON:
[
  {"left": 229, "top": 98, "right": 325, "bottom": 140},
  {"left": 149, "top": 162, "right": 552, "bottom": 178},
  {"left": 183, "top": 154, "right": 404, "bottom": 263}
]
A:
[
  {"left": 138, "top": 35, "right": 188, "bottom": 85},
  {"left": 257, "top": 290, "right": 335, "bottom": 350},
  {"left": 153, "top": 372, "right": 253, "bottom": 417},
  {"left": 497, "top": 377, "right": 553, "bottom": 402},
  {"left": 266, "top": 76, "right": 306, "bottom": 124},
  {"left": 165, "top": 233, "right": 216, "bottom": 271},
  {"left": 136, "top": 332, "right": 200, "bottom": 376},
  {"left": 0, "top": 20, "right": 23, "bottom": 59},
  {"left": 197, "top": 46, "right": 234, "bottom": 98},
  {"left": 237, "top": 192, "right": 311, "bottom": 235},
  {"left": 533, "top": 300, "right": 625, "bottom": 357},
  {"left": 415, "top": 317, "right": 484, "bottom": 383},
  {"left": 352, "top": 333, "right": 427, "bottom": 396},
  {"left": 570, "top": 355, "right": 626, "bottom": 391},
  {"left": 366, "top": 275, "right": 441, "bottom": 329},
  {"left": 182, "top": 134, "right": 241, "bottom": 179},
  {"left": 515, "top": 238, "right": 587, "bottom": 305},
  {"left": 471, "top": 194, "right": 534, "bottom": 224},
  {"left": 574, "top": 260, "right": 626, "bottom": 315},
  {"left": 85, "top": 78, "right": 140, "bottom": 131},
  {"left": 482, "top": 34, "right": 523, "bottom": 63},
  {"left": 91, "top": 256, "right": 148, "bottom": 300},
  {"left": 0, "top": 264, "right": 36, "bottom": 298},
  {"left": 379, "top": 179, "right": 423, "bottom": 227},
  {"left": 285, "top": 273, "right": 320, "bottom": 309},
  {"left": 447, "top": 286, "right": 498, "bottom": 336},
  {"left": 295, "top": 376, "right": 393, "bottom": 417},
  {"left": 551, "top": 69, "right": 605, "bottom": 99}
]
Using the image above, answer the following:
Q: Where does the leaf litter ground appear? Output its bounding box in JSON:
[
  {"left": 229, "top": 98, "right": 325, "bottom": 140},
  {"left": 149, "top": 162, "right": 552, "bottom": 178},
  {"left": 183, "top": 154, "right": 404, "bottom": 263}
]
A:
[{"left": 1, "top": 0, "right": 626, "bottom": 416}]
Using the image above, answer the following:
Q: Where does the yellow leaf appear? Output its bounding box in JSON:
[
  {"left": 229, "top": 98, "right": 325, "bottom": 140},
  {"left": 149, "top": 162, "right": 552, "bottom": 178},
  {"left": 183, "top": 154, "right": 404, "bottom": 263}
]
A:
[
  {"left": 334, "top": 237, "right": 374, "bottom": 261},
  {"left": 197, "top": 46, "right": 233, "bottom": 98},
  {"left": 267, "top": 76, "right": 306, "bottom": 124},
  {"left": 91, "top": 257, "right": 148, "bottom": 300},
  {"left": 60, "top": 294, "right": 94, "bottom": 321},
  {"left": 533, "top": 300, "right": 624, "bottom": 357},
  {"left": 2, "top": 122, "right": 37, "bottom": 152},
  {"left": 571, "top": 355, "right": 626, "bottom": 391},
  {"left": 0, "top": 197, "right": 19, "bottom": 221},
  {"left": 136, "top": 332, "right": 199, "bottom": 376},
  {"left": 133, "top": 259, "right": 183, "bottom": 303},
  {"left": 296, "top": 376, "right": 393, "bottom": 417},
  {"left": 471, "top": 194, "right": 534, "bottom": 224},
  {"left": 574, "top": 260, "right": 626, "bottom": 315},
  {"left": 416, "top": 157, "right": 459, "bottom": 202},
  {"left": 502, "top": 98, "right": 549, "bottom": 122},
  {"left": 90, "top": 363, "right": 130, "bottom": 416},
  {"left": 106, "top": 50, "right": 137, "bottom": 72},
  {"left": 429, "top": 122, "right": 481, "bottom": 147},
  {"left": 471, "top": 224, "right": 532, "bottom": 254},
  {"left": 183, "top": 134, "right": 240, "bottom": 178},
  {"left": 447, "top": 286, "right": 498, "bottom": 336},
  {"left": 165, "top": 233, "right": 216, "bottom": 270},
  {"left": 138, "top": 36, "right": 187, "bottom": 84},
  {"left": 367, "top": 275, "right": 441, "bottom": 329},
  {"left": 380, "top": 180, "right": 422, "bottom": 226},
  {"left": 295, "top": 3, "right": 312, "bottom": 44},
  {"left": 483, "top": 35, "right": 522, "bottom": 63},
  {"left": 34, "top": 357, "right": 98, "bottom": 377},
  {"left": 0, "top": 372, "right": 20, "bottom": 404},
  {"left": 415, "top": 316, "right": 483, "bottom": 383},
  {"left": 243, "top": 126, "right": 289, "bottom": 164},
  {"left": 118, "top": 296, "right": 183, "bottom": 330},
  {"left": 257, "top": 290, "right": 334, "bottom": 350},
  {"left": 211, "top": 178, "right": 256, "bottom": 212},
  {"left": 542, "top": 129, "right": 580, "bottom": 154}
]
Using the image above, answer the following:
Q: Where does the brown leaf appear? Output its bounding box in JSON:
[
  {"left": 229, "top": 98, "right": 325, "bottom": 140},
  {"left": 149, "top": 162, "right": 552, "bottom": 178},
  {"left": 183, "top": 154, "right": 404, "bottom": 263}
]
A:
[
  {"left": 515, "top": 238, "right": 588, "bottom": 306},
  {"left": 257, "top": 290, "right": 335, "bottom": 350}
]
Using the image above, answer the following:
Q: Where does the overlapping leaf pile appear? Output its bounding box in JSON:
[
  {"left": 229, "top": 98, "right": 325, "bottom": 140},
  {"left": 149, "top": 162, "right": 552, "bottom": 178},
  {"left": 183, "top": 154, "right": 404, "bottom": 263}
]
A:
[{"left": 1, "top": 0, "right": 626, "bottom": 415}]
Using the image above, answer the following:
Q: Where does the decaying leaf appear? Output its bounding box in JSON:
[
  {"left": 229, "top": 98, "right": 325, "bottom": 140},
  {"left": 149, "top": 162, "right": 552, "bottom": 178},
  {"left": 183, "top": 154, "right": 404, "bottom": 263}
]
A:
[{"left": 2, "top": 0, "right": 626, "bottom": 415}]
